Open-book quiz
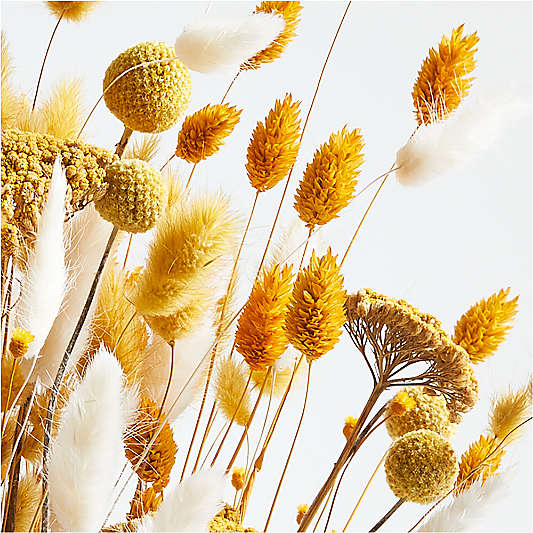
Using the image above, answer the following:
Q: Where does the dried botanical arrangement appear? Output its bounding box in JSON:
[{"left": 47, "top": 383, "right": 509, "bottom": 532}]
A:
[{"left": 1, "top": 2, "right": 530, "bottom": 533}]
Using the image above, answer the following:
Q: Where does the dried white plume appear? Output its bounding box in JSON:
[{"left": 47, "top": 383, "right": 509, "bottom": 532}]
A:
[
  {"left": 174, "top": 12, "right": 284, "bottom": 73},
  {"left": 48, "top": 348, "right": 137, "bottom": 532}
]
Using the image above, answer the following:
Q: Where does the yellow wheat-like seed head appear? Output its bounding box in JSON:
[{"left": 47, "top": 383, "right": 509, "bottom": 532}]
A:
[
  {"left": 125, "top": 395, "right": 178, "bottom": 488},
  {"left": 175, "top": 103, "right": 242, "bottom": 164},
  {"left": 242, "top": 1, "right": 303, "bottom": 70},
  {"left": 454, "top": 434, "right": 505, "bottom": 495},
  {"left": 8, "top": 328, "right": 34, "bottom": 359},
  {"left": 342, "top": 416, "right": 358, "bottom": 440},
  {"left": 413, "top": 24, "right": 479, "bottom": 125},
  {"left": 231, "top": 467, "right": 246, "bottom": 491},
  {"left": 453, "top": 288, "right": 518, "bottom": 364},
  {"left": 246, "top": 93, "right": 301, "bottom": 192},
  {"left": 235, "top": 263, "right": 294, "bottom": 371},
  {"left": 46, "top": 1, "right": 99, "bottom": 22},
  {"left": 294, "top": 127, "right": 364, "bottom": 228},
  {"left": 285, "top": 248, "right": 346, "bottom": 362}
]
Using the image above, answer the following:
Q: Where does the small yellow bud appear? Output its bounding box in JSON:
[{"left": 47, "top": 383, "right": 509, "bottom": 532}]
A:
[
  {"left": 343, "top": 416, "right": 358, "bottom": 440},
  {"left": 9, "top": 328, "right": 34, "bottom": 358},
  {"left": 389, "top": 390, "right": 416, "bottom": 417},
  {"left": 296, "top": 504, "right": 308, "bottom": 525},
  {"left": 231, "top": 467, "right": 245, "bottom": 491}
]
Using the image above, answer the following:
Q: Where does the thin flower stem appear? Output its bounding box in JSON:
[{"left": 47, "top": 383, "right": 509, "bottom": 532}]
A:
[
  {"left": 342, "top": 450, "right": 388, "bottom": 531},
  {"left": 369, "top": 498, "right": 405, "bottom": 532},
  {"left": 264, "top": 361, "right": 312, "bottom": 532},
  {"left": 32, "top": 10, "right": 65, "bottom": 111},
  {"left": 226, "top": 368, "right": 271, "bottom": 475},
  {"left": 313, "top": 486, "right": 334, "bottom": 532},
  {"left": 159, "top": 153, "right": 175, "bottom": 172},
  {"left": 1, "top": 359, "right": 17, "bottom": 434},
  {"left": 157, "top": 341, "right": 175, "bottom": 420},
  {"left": 221, "top": 71, "right": 240, "bottom": 105},
  {"left": 191, "top": 401, "right": 217, "bottom": 475},
  {"left": 122, "top": 234, "right": 133, "bottom": 270},
  {"left": 28, "top": 487, "right": 47, "bottom": 533},
  {"left": 1, "top": 267, "right": 14, "bottom": 358},
  {"left": 200, "top": 420, "right": 229, "bottom": 470},
  {"left": 184, "top": 163, "right": 198, "bottom": 190},
  {"left": 297, "top": 228, "right": 313, "bottom": 272},
  {"left": 255, "top": 1, "right": 352, "bottom": 278}
]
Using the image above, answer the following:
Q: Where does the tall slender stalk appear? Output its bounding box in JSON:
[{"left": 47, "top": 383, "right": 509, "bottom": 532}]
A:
[
  {"left": 157, "top": 341, "right": 175, "bottom": 420},
  {"left": 369, "top": 498, "right": 405, "bottom": 531}
]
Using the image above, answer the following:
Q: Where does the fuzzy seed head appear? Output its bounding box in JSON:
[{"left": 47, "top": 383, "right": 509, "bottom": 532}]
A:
[
  {"left": 103, "top": 41, "right": 191, "bottom": 133},
  {"left": 246, "top": 93, "right": 301, "bottom": 192},
  {"left": 9, "top": 328, "right": 34, "bottom": 358},
  {"left": 413, "top": 25, "right": 479, "bottom": 125},
  {"left": 231, "top": 467, "right": 246, "bottom": 491},
  {"left": 46, "top": 1, "right": 99, "bottom": 22},
  {"left": 385, "top": 429, "right": 459, "bottom": 504},
  {"left": 176, "top": 103, "right": 242, "bottom": 163},
  {"left": 286, "top": 249, "right": 346, "bottom": 362},
  {"left": 294, "top": 127, "right": 364, "bottom": 228}
]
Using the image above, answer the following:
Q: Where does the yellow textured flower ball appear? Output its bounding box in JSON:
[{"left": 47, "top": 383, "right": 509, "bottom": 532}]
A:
[
  {"left": 386, "top": 387, "right": 456, "bottom": 440},
  {"left": 95, "top": 159, "right": 164, "bottom": 233},
  {"left": 385, "top": 429, "right": 458, "bottom": 504},
  {"left": 103, "top": 41, "right": 191, "bottom": 133},
  {"left": 9, "top": 328, "right": 35, "bottom": 359}
]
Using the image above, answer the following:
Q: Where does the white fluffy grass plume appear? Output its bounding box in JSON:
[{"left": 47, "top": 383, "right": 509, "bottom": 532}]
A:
[
  {"left": 16, "top": 157, "right": 67, "bottom": 366},
  {"left": 174, "top": 12, "right": 284, "bottom": 73},
  {"left": 139, "top": 469, "right": 225, "bottom": 532},
  {"left": 396, "top": 92, "right": 527, "bottom": 186},
  {"left": 48, "top": 348, "right": 137, "bottom": 532}
]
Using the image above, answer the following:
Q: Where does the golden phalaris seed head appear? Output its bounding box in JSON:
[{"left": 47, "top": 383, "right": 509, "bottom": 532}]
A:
[
  {"left": 8, "top": 328, "right": 34, "bottom": 359},
  {"left": 94, "top": 159, "right": 164, "bottom": 233},
  {"left": 46, "top": 1, "right": 99, "bottom": 22},
  {"left": 246, "top": 93, "right": 301, "bottom": 192},
  {"left": 285, "top": 248, "right": 346, "bottom": 362},
  {"left": 125, "top": 395, "right": 177, "bottom": 488},
  {"left": 127, "top": 486, "right": 163, "bottom": 521},
  {"left": 296, "top": 504, "right": 308, "bottom": 525},
  {"left": 343, "top": 416, "right": 358, "bottom": 440},
  {"left": 1, "top": 128, "right": 118, "bottom": 234},
  {"left": 231, "top": 467, "right": 246, "bottom": 491},
  {"left": 413, "top": 24, "right": 479, "bottom": 125},
  {"left": 294, "top": 127, "right": 364, "bottom": 228},
  {"left": 453, "top": 288, "right": 518, "bottom": 364},
  {"left": 243, "top": 1, "right": 303, "bottom": 70},
  {"left": 386, "top": 387, "right": 455, "bottom": 440},
  {"left": 454, "top": 434, "right": 505, "bottom": 495},
  {"left": 236, "top": 263, "right": 293, "bottom": 370},
  {"left": 175, "top": 103, "right": 242, "bottom": 164},
  {"left": 385, "top": 429, "right": 459, "bottom": 504},
  {"left": 103, "top": 41, "right": 191, "bottom": 133}
]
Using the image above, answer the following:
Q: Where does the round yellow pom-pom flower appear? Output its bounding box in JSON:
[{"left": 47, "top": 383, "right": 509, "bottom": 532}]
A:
[
  {"left": 103, "top": 41, "right": 191, "bottom": 133},
  {"left": 385, "top": 429, "right": 458, "bottom": 504},
  {"left": 46, "top": 1, "right": 99, "bottom": 22},
  {"left": 386, "top": 387, "right": 456, "bottom": 440},
  {"left": 95, "top": 159, "right": 164, "bottom": 233},
  {"left": 9, "top": 328, "right": 34, "bottom": 359}
]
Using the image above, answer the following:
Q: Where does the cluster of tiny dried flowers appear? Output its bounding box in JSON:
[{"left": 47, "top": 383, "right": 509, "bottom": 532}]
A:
[
  {"left": 294, "top": 127, "right": 364, "bottom": 228},
  {"left": 285, "top": 248, "right": 346, "bottom": 362},
  {"left": 246, "top": 93, "right": 301, "bottom": 192},
  {"left": 412, "top": 24, "right": 479, "bottom": 125},
  {"left": 175, "top": 103, "right": 242, "bottom": 164}
]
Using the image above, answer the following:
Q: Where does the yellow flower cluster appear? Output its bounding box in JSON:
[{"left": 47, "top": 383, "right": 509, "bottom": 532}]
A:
[
  {"left": 294, "top": 127, "right": 364, "bottom": 228},
  {"left": 385, "top": 429, "right": 458, "bottom": 504},
  {"left": 103, "top": 41, "right": 191, "bottom": 133},
  {"left": 453, "top": 288, "right": 518, "bottom": 364},
  {"left": 413, "top": 25, "right": 479, "bottom": 125},
  {"left": 1, "top": 128, "right": 117, "bottom": 237},
  {"left": 175, "top": 103, "right": 242, "bottom": 164},
  {"left": 232, "top": 467, "right": 246, "bottom": 491},
  {"left": 386, "top": 387, "right": 455, "bottom": 440},
  {"left": 285, "top": 249, "right": 346, "bottom": 362},
  {"left": 246, "top": 93, "right": 301, "bottom": 192},
  {"left": 94, "top": 159, "right": 164, "bottom": 233},
  {"left": 388, "top": 390, "right": 417, "bottom": 418},
  {"left": 8, "top": 328, "right": 34, "bottom": 359}
]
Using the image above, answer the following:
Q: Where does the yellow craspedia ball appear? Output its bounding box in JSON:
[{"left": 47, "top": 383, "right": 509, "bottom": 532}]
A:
[
  {"left": 103, "top": 41, "right": 191, "bottom": 133},
  {"left": 386, "top": 387, "right": 456, "bottom": 440},
  {"left": 385, "top": 429, "right": 458, "bottom": 504},
  {"left": 95, "top": 159, "right": 164, "bottom": 233}
]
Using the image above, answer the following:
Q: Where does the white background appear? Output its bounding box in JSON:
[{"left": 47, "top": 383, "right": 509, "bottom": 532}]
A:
[{"left": 2, "top": 1, "right": 531, "bottom": 531}]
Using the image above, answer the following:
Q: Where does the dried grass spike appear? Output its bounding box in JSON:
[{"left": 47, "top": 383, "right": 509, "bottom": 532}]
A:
[
  {"left": 214, "top": 358, "right": 252, "bottom": 426},
  {"left": 124, "top": 134, "right": 161, "bottom": 163},
  {"left": 14, "top": 473, "right": 41, "bottom": 532}
]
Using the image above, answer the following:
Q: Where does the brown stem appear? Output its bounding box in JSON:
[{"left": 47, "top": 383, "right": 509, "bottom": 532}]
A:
[
  {"left": 160, "top": 154, "right": 175, "bottom": 172},
  {"left": 221, "top": 72, "right": 240, "bottom": 104},
  {"left": 122, "top": 234, "right": 133, "bottom": 270},
  {"left": 264, "top": 361, "right": 312, "bottom": 531},
  {"left": 191, "top": 400, "right": 217, "bottom": 475},
  {"left": 184, "top": 163, "right": 198, "bottom": 190},
  {"left": 312, "top": 485, "right": 334, "bottom": 532},
  {"left": 369, "top": 498, "right": 404, "bottom": 531},
  {"left": 297, "top": 228, "right": 313, "bottom": 272},
  {"left": 1, "top": 266, "right": 14, "bottom": 358},
  {"left": 157, "top": 341, "right": 175, "bottom": 420},
  {"left": 115, "top": 126, "right": 133, "bottom": 158},
  {"left": 32, "top": 11, "right": 65, "bottom": 111},
  {"left": 225, "top": 368, "right": 270, "bottom": 474}
]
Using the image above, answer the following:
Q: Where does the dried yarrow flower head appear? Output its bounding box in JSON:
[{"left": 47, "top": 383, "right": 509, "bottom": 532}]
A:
[
  {"left": 46, "top": 1, "right": 99, "bottom": 22},
  {"left": 246, "top": 93, "right": 301, "bottom": 192},
  {"left": 453, "top": 288, "right": 518, "bottom": 364},
  {"left": 345, "top": 289, "right": 478, "bottom": 421},
  {"left": 231, "top": 467, "right": 246, "bottom": 491},
  {"left": 296, "top": 504, "right": 309, "bottom": 525},
  {"left": 103, "top": 41, "right": 191, "bottom": 133},
  {"left": 175, "top": 103, "right": 242, "bottom": 164},
  {"left": 386, "top": 387, "right": 456, "bottom": 440},
  {"left": 385, "top": 429, "right": 459, "bottom": 504},
  {"left": 286, "top": 248, "right": 346, "bottom": 362},
  {"left": 8, "top": 328, "right": 34, "bottom": 358},
  {"left": 454, "top": 434, "right": 505, "bottom": 495},
  {"left": 94, "top": 158, "right": 164, "bottom": 233},
  {"left": 235, "top": 262, "right": 293, "bottom": 370},
  {"left": 243, "top": 1, "right": 303, "bottom": 70},
  {"left": 413, "top": 24, "right": 479, "bottom": 125},
  {"left": 125, "top": 395, "right": 178, "bottom": 489},
  {"left": 343, "top": 416, "right": 358, "bottom": 440},
  {"left": 294, "top": 127, "right": 364, "bottom": 228},
  {"left": 1, "top": 128, "right": 118, "bottom": 235}
]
